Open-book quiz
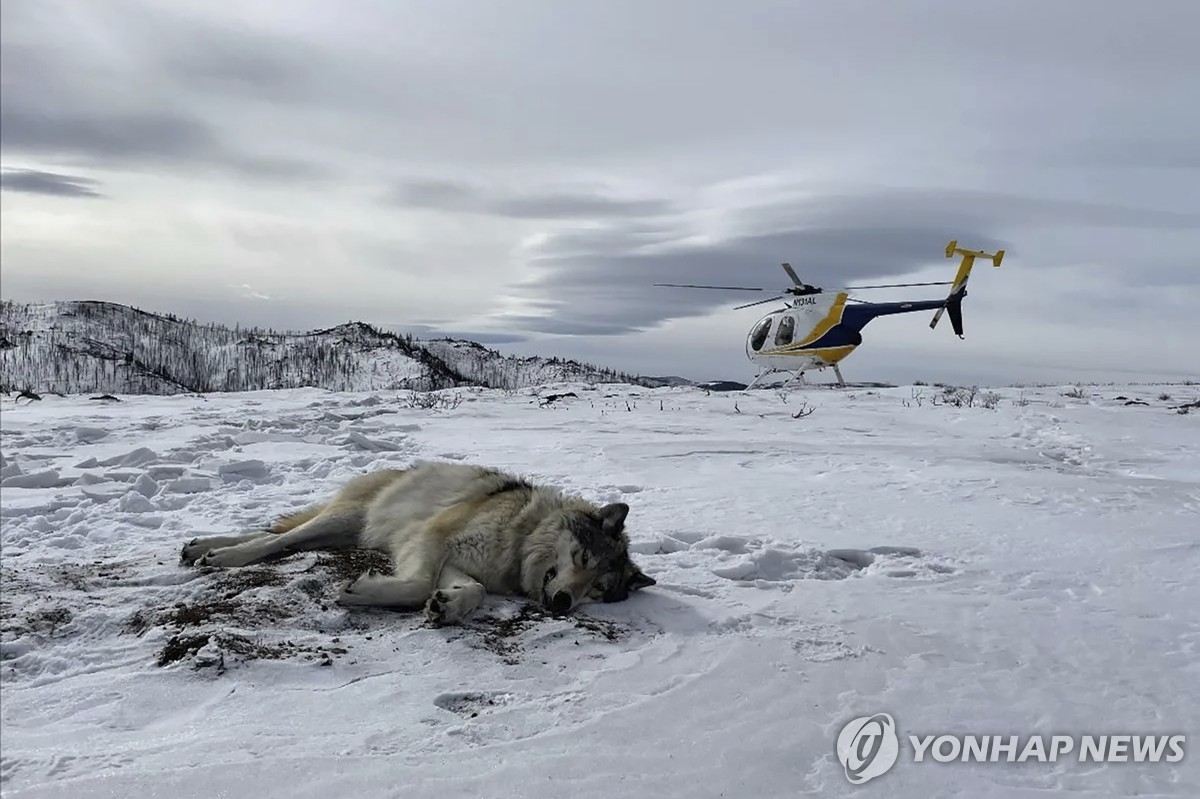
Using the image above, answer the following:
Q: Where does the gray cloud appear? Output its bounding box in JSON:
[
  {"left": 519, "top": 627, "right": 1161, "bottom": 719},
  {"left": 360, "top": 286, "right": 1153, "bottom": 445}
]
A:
[
  {"left": 1003, "top": 137, "right": 1200, "bottom": 171},
  {"left": 497, "top": 185, "right": 1199, "bottom": 336},
  {"left": 390, "top": 178, "right": 675, "bottom": 220},
  {"left": 792, "top": 188, "right": 1200, "bottom": 232},
  {"left": 1, "top": 168, "right": 104, "bottom": 198},
  {"left": 0, "top": 104, "right": 321, "bottom": 181},
  {"left": 0, "top": 0, "right": 1197, "bottom": 384},
  {"left": 504, "top": 225, "right": 981, "bottom": 336},
  {"left": 0, "top": 2, "right": 321, "bottom": 180},
  {"left": 5, "top": 1, "right": 1197, "bottom": 184},
  {"left": 156, "top": 24, "right": 324, "bottom": 102},
  {"left": 387, "top": 324, "right": 530, "bottom": 345},
  {"left": 1, "top": 107, "right": 213, "bottom": 163}
]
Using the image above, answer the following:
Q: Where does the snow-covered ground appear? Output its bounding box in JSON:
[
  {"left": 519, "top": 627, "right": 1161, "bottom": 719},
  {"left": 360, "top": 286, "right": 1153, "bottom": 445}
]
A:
[{"left": 1, "top": 381, "right": 1197, "bottom": 798}]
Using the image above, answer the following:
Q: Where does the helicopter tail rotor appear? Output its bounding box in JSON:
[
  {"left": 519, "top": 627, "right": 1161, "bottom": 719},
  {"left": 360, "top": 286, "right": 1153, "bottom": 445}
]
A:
[
  {"left": 930, "top": 240, "right": 1004, "bottom": 337},
  {"left": 944, "top": 240, "right": 1006, "bottom": 268}
]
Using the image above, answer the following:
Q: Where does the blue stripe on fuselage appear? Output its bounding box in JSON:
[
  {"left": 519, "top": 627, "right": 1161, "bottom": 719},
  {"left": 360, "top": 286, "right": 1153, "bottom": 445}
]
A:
[
  {"left": 799, "top": 299, "right": 947, "bottom": 350},
  {"left": 839, "top": 299, "right": 947, "bottom": 333}
]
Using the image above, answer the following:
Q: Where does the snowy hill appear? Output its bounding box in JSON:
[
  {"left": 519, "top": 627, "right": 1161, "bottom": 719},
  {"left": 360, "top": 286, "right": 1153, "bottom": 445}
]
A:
[
  {"left": 0, "top": 300, "right": 646, "bottom": 396},
  {"left": 417, "top": 337, "right": 636, "bottom": 389},
  {"left": 0, "top": 381, "right": 1196, "bottom": 798}
]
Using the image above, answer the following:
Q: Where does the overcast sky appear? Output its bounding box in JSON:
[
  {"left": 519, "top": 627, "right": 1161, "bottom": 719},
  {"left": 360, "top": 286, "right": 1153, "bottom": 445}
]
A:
[{"left": 2, "top": 0, "right": 1197, "bottom": 385}]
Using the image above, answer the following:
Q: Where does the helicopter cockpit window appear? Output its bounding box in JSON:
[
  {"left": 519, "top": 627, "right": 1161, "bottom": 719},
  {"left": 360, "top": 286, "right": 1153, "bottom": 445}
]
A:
[
  {"left": 750, "top": 318, "right": 772, "bottom": 351},
  {"left": 774, "top": 315, "right": 795, "bottom": 346}
]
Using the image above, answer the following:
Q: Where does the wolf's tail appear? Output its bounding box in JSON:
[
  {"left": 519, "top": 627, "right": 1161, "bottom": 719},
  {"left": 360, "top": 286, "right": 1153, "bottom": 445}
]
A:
[{"left": 269, "top": 504, "right": 327, "bottom": 534}]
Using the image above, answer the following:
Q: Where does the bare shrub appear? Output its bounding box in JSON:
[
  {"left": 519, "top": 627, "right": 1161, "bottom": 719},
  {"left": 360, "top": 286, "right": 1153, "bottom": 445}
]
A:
[{"left": 402, "top": 391, "right": 463, "bottom": 411}]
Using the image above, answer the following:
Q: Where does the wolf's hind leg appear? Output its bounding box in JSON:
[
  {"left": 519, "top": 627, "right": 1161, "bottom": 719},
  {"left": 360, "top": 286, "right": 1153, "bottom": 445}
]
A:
[
  {"left": 181, "top": 532, "right": 270, "bottom": 565},
  {"left": 336, "top": 523, "right": 449, "bottom": 611},
  {"left": 194, "top": 510, "right": 363, "bottom": 568},
  {"left": 424, "top": 564, "right": 486, "bottom": 626}
]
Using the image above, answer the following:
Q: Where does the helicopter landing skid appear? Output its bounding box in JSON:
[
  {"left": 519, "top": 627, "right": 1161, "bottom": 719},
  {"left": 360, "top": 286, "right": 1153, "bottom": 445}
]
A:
[
  {"left": 743, "top": 363, "right": 847, "bottom": 392},
  {"left": 743, "top": 367, "right": 807, "bottom": 392}
]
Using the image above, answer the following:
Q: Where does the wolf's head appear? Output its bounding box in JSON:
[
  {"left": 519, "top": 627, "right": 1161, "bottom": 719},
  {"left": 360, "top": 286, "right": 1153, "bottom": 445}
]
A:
[
  {"left": 588, "top": 551, "right": 657, "bottom": 604},
  {"left": 540, "top": 501, "right": 655, "bottom": 614}
]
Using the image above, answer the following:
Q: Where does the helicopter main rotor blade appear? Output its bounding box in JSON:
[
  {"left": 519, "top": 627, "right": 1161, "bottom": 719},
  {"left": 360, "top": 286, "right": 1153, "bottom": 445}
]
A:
[
  {"left": 733, "top": 295, "right": 786, "bottom": 310},
  {"left": 842, "top": 280, "right": 953, "bottom": 290},
  {"left": 653, "top": 283, "right": 766, "bottom": 291},
  {"left": 780, "top": 263, "right": 803, "bottom": 286}
]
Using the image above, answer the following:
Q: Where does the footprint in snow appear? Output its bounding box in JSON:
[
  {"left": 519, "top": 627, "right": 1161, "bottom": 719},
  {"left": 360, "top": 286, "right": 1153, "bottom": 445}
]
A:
[
  {"left": 433, "top": 691, "right": 519, "bottom": 718},
  {"left": 684, "top": 536, "right": 952, "bottom": 584}
]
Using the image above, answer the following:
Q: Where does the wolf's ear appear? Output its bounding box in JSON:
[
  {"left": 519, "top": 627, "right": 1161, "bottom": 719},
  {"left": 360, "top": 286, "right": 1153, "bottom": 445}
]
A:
[
  {"left": 598, "top": 502, "right": 629, "bottom": 535},
  {"left": 627, "top": 563, "right": 656, "bottom": 592}
]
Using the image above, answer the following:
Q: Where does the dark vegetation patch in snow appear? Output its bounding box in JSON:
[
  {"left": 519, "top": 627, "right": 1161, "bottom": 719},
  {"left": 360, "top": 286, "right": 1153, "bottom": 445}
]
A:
[
  {"left": 307, "top": 549, "right": 394, "bottom": 585},
  {"left": 83, "top": 546, "right": 642, "bottom": 673},
  {"left": 452, "top": 603, "right": 635, "bottom": 666},
  {"left": 154, "top": 632, "right": 300, "bottom": 669},
  {"left": 0, "top": 606, "right": 73, "bottom": 640}
]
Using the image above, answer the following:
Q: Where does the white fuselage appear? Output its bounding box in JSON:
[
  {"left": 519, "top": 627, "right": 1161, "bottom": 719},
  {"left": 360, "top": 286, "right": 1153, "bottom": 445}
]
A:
[{"left": 744, "top": 291, "right": 858, "bottom": 372}]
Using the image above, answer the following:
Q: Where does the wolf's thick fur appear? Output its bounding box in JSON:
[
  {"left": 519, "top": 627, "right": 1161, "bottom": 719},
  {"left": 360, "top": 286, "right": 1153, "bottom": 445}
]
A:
[{"left": 180, "top": 462, "right": 655, "bottom": 625}]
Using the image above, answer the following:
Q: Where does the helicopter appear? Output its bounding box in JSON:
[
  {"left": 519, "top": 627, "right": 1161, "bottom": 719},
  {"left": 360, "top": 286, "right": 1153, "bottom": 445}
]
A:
[{"left": 655, "top": 240, "right": 1005, "bottom": 389}]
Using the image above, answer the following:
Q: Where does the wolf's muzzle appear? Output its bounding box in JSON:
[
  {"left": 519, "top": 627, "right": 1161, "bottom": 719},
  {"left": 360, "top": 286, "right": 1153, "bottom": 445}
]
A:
[
  {"left": 548, "top": 591, "right": 572, "bottom": 614},
  {"left": 541, "top": 567, "right": 572, "bottom": 613}
]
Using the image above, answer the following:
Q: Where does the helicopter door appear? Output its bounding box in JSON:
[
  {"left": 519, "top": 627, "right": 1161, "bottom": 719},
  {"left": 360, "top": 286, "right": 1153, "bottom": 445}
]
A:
[
  {"left": 774, "top": 314, "right": 795, "bottom": 346},
  {"left": 749, "top": 316, "right": 773, "bottom": 351}
]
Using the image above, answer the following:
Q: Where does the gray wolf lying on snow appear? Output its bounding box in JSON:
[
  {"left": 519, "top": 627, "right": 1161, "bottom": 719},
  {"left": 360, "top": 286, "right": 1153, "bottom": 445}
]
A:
[{"left": 180, "top": 462, "right": 655, "bottom": 625}]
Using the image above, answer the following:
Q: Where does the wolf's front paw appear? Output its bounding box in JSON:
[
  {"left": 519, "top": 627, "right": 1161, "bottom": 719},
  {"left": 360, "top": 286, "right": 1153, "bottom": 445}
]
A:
[
  {"left": 337, "top": 570, "right": 386, "bottom": 606},
  {"left": 337, "top": 574, "right": 369, "bottom": 605}
]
